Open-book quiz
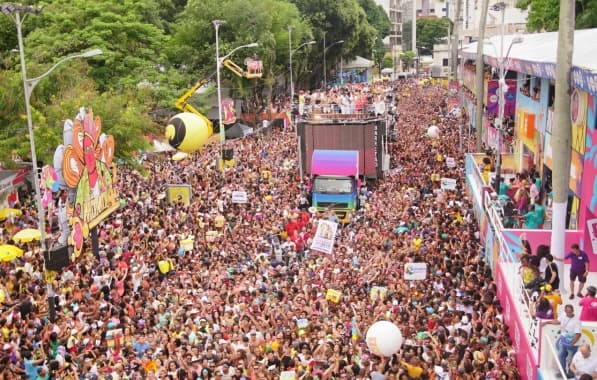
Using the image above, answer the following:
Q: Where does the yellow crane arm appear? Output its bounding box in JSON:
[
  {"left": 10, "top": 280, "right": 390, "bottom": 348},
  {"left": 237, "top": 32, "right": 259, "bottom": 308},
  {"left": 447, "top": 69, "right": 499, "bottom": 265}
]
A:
[
  {"left": 223, "top": 58, "right": 263, "bottom": 79},
  {"left": 174, "top": 77, "right": 214, "bottom": 136},
  {"left": 173, "top": 58, "right": 262, "bottom": 137}
]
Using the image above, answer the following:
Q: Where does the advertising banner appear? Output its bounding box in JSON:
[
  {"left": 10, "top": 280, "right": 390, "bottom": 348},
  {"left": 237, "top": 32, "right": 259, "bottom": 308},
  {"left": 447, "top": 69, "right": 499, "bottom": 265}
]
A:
[
  {"left": 486, "top": 79, "right": 517, "bottom": 117},
  {"left": 486, "top": 122, "right": 500, "bottom": 151},
  {"left": 222, "top": 98, "right": 236, "bottom": 125},
  {"left": 581, "top": 94, "right": 597, "bottom": 224},
  {"left": 588, "top": 218, "right": 597, "bottom": 254},
  {"left": 463, "top": 65, "right": 475, "bottom": 91},
  {"left": 516, "top": 109, "right": 538, "bottom": 153},
  {"left": 571, "top": 91, "right": 588, "bottom": 155},
  {"left": 569, "top": 150, "right": 584, "bottom": 197}
]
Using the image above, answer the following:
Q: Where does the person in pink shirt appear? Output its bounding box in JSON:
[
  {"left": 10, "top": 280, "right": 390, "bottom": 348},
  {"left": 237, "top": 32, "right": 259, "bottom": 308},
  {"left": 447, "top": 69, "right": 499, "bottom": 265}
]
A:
[{"left": 579, "top": 286, "right": 597, "bottom": 321}]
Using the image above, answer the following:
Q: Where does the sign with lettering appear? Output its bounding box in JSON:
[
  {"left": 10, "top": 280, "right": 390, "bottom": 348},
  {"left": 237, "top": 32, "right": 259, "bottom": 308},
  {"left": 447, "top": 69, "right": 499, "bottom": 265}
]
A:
[
  {"left": 167, "top": 184, "right": 192, "bottom": 205},
  {"left": 440, "top": 177, "right": 457, "bottom": 191},
  {"left": 231, "top": 190, "right": 248, "bottom": 203},
  {"left": 404, "top": 262, "right": 427, "bottom": 280},
  {"left": 311, "top": 220, "right": 338, "bottom": 254}
]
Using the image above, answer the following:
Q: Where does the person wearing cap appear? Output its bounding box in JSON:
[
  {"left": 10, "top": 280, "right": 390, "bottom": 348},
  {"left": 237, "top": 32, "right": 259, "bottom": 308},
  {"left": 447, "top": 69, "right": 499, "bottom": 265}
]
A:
[
  {"left": 542, "top": 284, "right": 562, "bottom": 319},
  {"left": 579, "top": 286, "right": 597, "bottom": 322}
]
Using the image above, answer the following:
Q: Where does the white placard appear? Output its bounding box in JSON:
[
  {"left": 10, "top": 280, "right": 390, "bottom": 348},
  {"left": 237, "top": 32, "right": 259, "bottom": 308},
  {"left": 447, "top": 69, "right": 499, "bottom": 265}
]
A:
[
  {"left": 231, "top": 191, "right": 248, "bottom": 204},
  {"left": 404, "top": 262, "right": 428, "bottom": 280},
  {"left": 310, "top": 220, "right": 338, "bottom": 254},
  {"left": 587, "top": 218, "right": 597, "bottom": 254},
  {"left": 446, "top": 157, "right": 456, "bottom": 168},
  {"left": 440, "top": 177, "right": 457, "bottom": 190}
]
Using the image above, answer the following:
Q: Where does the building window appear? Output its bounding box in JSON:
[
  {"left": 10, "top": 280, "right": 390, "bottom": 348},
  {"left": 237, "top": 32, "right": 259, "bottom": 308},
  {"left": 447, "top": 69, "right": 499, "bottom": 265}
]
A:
[{"left": 442, "top": 58, "right": 449, "bottom": 67}]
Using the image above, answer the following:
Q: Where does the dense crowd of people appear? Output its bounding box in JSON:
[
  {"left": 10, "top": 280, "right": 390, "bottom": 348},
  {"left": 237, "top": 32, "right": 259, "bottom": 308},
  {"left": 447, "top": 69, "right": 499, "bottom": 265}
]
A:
[{"left": 0, "top": 80, "right": 523, "bottom": 379}]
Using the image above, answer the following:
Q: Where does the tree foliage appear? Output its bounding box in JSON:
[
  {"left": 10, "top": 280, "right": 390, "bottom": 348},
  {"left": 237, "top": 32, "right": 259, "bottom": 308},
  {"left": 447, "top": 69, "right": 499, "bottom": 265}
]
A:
[
  {"left": 382, "top": 55, "right": 394, "bottom": 69},
  {"left": 0, "top": 0, "right": 392, "bottom": 167},
  {"left": 291, "top": 0, "right": 377, "bottom": 86},
  {"left": 400, "top": 50, "right": 416, "bottom": 69},
  {"left": 402, "top": 18, "right": 451, "bottom": 56},
  {"left": 357, "top": 0, "right": 391, "bottom": 40},
  {"left": 516, "top": 0, "right": 597, "bottom": 31}
]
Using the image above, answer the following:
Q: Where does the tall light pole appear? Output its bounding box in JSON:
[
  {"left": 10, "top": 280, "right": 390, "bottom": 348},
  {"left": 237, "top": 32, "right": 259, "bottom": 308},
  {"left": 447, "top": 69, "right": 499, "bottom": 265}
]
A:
[
  {"left": 486, "top": 2, "right": 522, "bottom": 193},
  {"left": 452, "top": 0, "right": 463, "bottom": 80},
  {"left": 474, "top": 0, "right": 489, "bottom": 152},
  {"left": 323, "top": 32, "right": 327, "bottom": 89},
  {"left": 412, "top": 0, "right": 416, "bottom": 54},
  {"left": 213, "top": 19, "right": 258, "bottom": 169},
  {"left": 290, "top": 39, "right": 316, "bottom": 103},
  {"left": 1, "top": 2, "right": 103, "bottom": 322},
  {"left": 323, "top": 38, "right": 344, "bottom": 90},
  {"left": 458, "top": 39, "right": 464, "bottom": 152},
  {"left": 288, "top": 26, "right": 294, "bottom": 103}
]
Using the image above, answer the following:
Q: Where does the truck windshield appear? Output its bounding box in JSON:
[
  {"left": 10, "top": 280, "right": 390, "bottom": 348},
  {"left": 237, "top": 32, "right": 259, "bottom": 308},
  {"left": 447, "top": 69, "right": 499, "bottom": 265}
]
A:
[{"left": 312, "top": 177, "right": 353, "bottom": 194}]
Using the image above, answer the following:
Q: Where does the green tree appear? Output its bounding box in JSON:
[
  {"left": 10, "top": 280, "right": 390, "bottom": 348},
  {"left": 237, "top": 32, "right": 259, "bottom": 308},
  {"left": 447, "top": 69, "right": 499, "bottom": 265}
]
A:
[
  {"left": 358, "top": 0, "right": 391, "bottom": 40},
  {"left": 292, "top": 0, "right": 377, "bottom": 86},
  {"left": 382, "top": 55, "right": 394, "bottom": 69},
  {"left": 22, "top": 0, "right": 170, "bottom": 93},
  {"left": 516, "top": 0, "right": 597, "bottom": 31},
  {"left": 0, "top": 1, "right": 176, "bottom": 167},
  {"left": 172, "top": 0, "right": 310, "bottom": 120},
  {"left": 402, "top": 18, "right": 451, "bottom": 56},
  {"left": 400, "top": 50, "right": 416, "bottom": 70}
]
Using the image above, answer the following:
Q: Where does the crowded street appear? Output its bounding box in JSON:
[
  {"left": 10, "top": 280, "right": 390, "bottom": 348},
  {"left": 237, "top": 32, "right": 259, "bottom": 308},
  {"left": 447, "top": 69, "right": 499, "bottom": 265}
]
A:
[{"left": 0, "top": 80, "right": 520, "bottom": 379}]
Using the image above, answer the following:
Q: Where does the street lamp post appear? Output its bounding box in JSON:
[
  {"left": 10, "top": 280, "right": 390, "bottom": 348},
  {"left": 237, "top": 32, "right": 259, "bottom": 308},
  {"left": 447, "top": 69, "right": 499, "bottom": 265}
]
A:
[
  {"left": 288, "top": 26, "right": 294, "bottom": 103},
  {"left": 2, "top": 2, "right": 102, "bottom": 323},
  {"left": 213, "top": 19, "right": 258, "bottom": 169},
  {"left": 486, "top": 2, "right": 522, "bottom": 193},
  {"left": 288, "top": 26, "right": 315, "bottom": 113},
  {"left": 458, "top": 39, "right": 464, "bottom": 153},
  {"left": 323, "top": 38, "right": 344, "bottom": 90}
]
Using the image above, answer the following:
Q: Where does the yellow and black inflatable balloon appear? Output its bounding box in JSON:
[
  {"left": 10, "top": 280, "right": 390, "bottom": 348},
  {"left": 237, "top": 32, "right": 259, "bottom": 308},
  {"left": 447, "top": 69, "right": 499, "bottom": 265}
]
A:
[{"left": 165, "top": 112, "right": 211, "bottom": 153}]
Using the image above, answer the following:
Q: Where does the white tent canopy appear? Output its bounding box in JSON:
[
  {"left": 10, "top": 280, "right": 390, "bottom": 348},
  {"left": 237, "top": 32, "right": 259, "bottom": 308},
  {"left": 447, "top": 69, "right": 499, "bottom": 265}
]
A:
[
  {"left": 342, "top": 56, "right": 374, "bottom": 69},
  {"left": 462, "top": 29, "right": 597, "bottom": 72}
]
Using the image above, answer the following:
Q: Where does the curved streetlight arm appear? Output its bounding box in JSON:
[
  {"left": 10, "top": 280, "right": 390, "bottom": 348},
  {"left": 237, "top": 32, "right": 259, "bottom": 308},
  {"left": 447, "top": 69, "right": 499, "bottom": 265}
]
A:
[
  {"left": 26, "top": 49, "right": 103, "bottom": 98},
  {"left": 219, "top": 42, "right": 259, "bottom": 64},
  {"left": 325, "top": 40, "right": 344, "bottom": 53},
  {"left": 292, "top": 40, "right": 316, "bottom": 55}
]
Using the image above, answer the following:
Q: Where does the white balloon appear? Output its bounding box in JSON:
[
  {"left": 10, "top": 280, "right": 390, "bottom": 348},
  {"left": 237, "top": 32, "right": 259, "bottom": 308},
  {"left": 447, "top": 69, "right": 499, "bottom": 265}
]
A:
[
  {"left": 53, "top": 145, "right": 66, "bottom": 189},
  {"left": 427, "top": 125, "right": 440, "bottom": 139},
  {"left": 366, "top": 321, "right": 403, "bottom": 357},
  {"left": 63, "top": 119, "right": 73, "bottom": 147}
]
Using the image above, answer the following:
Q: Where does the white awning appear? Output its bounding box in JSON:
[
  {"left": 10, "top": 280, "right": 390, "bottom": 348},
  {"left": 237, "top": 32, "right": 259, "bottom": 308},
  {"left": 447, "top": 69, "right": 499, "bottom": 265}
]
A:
[{"left": 462, "top": 29, "right": 597, "bottom": 95}]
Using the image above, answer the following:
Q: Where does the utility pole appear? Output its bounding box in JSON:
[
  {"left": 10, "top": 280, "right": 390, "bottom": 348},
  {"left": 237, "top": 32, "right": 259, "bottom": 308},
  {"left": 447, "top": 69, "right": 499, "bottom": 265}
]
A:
[
  {"left": 412, "top": 0, "right": 416, "bottom": 73},
  {"left": 551, "top": 0, "right": 575, "bottom": 284},
  {"left": 474, "top": 0, "right": 489, "bottom": 152},
  {"left": 451, "top": 0, "right": 462, "bottom": 81}
]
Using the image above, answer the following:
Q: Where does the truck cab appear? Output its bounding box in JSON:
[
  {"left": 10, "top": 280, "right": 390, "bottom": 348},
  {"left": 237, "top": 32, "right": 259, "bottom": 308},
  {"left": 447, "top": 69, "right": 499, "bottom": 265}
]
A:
[{"left": 310, "top": 150, "right": 359, "bottom": 223}]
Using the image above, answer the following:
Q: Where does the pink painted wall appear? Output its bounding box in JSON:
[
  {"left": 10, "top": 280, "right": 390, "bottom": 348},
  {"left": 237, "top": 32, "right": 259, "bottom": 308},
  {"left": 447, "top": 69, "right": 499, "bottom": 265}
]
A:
[{"left": 495, "top": 263, "right": 537, "bottom": 380}]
